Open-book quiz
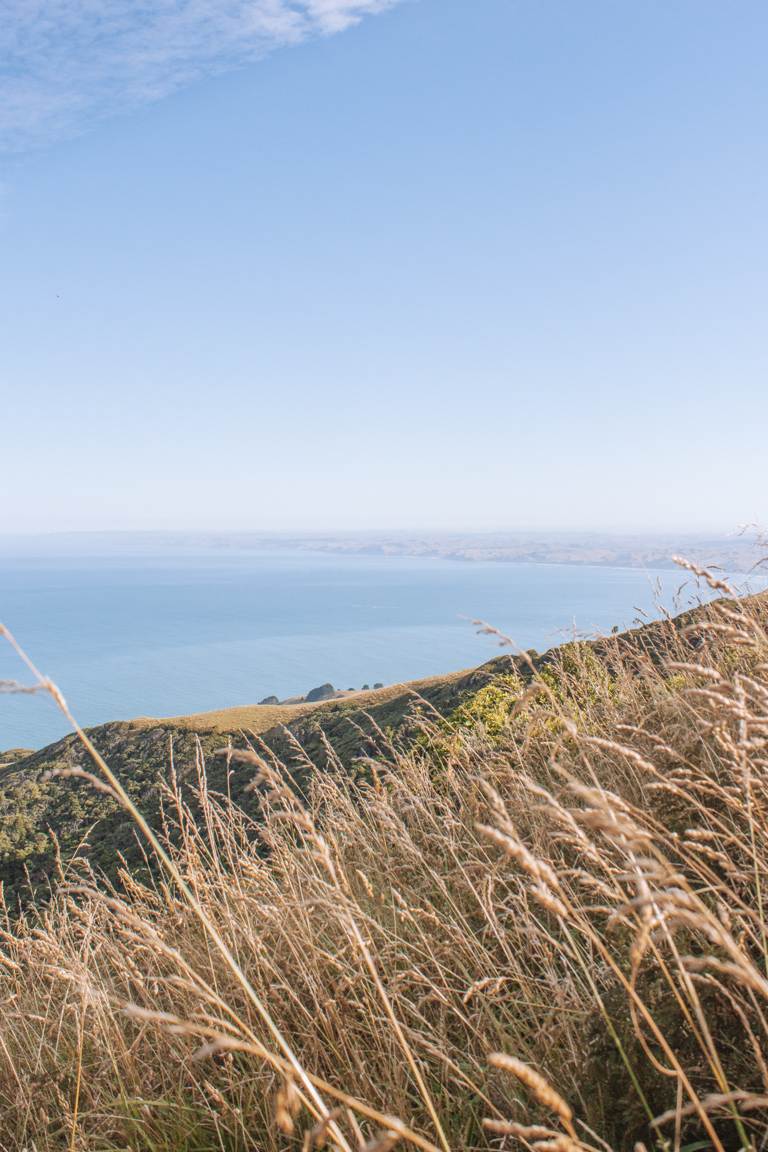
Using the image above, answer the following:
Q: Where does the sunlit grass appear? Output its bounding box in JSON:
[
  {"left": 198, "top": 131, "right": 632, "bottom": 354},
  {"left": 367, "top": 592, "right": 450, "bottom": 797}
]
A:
[{"left": 1, "top": 577, "right": 768, "bottom": 1150}]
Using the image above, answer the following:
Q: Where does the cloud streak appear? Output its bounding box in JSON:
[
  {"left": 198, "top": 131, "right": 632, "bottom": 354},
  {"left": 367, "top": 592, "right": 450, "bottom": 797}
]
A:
[{"left": 0, "top": 1, "right": 400, "bottom": 151}]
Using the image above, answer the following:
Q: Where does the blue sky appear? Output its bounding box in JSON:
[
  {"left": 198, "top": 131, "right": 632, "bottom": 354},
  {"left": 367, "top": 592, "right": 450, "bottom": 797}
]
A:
[{"left": 2, "top": 0, "right": 767, "bottom": 534}]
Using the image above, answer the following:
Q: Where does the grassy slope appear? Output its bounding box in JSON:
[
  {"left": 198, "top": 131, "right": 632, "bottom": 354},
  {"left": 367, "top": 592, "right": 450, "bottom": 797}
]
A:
[
  {"left": 0, "top": 602, "right": 725, "bottom": 902},
  {"left": 2, "top": 591, "right": 768, "bottom": 1150},
  {"left": 0, "top": 663, "right": 496, "bottom": 897},
  {"left": 127, "top": 671, "right": 471, "bottom": 734}
]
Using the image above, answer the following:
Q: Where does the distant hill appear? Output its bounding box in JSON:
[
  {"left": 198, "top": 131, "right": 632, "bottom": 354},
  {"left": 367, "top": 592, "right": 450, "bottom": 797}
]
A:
[{"left": 6, "top": 528, "right": 764, "bottom": 571}]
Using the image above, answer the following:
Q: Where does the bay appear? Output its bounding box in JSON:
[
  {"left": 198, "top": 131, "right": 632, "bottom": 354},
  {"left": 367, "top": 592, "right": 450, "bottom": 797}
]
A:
[{"left": 0, "top": 546, "right": 753, "bottom": 750}]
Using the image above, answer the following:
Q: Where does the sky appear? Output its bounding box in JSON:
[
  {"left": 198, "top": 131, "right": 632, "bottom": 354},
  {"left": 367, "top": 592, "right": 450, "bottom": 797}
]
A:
[{"left": 1, "top": 0, "right": 767, "bottom": 535}]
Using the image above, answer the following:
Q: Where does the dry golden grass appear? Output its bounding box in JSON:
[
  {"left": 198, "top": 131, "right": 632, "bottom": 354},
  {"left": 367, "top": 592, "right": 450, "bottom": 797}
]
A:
[
  {"left": 130, "top": 699, "right": 319, "bottom": 734},
  {"left": 128, "top": 672, "right": 470, "bottom": 734},
  {"left": 2, "top": 582, "right": 768, "bottom": 1151}
]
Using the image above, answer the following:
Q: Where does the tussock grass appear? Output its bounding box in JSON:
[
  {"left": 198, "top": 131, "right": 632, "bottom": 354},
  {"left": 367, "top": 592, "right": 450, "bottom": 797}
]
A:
[{"left": 2, "top": 582, "right": 768, "bottom": 1150}]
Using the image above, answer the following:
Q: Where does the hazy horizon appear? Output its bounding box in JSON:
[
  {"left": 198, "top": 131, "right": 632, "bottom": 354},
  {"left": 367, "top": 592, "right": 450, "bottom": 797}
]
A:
[{"left": 0, "top": 525, "right": 758, "bottom": 543}]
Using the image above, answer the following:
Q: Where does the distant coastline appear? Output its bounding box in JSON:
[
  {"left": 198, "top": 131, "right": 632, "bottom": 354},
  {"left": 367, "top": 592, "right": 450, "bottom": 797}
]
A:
[{"left": 1, "top": 528, "right": 763, "bottom": 574}]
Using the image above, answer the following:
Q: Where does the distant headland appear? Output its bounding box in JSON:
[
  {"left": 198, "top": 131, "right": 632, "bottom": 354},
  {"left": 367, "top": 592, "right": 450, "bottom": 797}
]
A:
[{"left": 1, "top": 528, "right": 762, "bottom": 573}]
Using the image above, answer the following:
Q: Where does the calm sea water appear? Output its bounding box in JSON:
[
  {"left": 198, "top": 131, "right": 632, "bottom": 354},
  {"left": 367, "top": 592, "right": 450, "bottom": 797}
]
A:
[{"left": 0, "top": 548, "right": 753, "bottom": 750}]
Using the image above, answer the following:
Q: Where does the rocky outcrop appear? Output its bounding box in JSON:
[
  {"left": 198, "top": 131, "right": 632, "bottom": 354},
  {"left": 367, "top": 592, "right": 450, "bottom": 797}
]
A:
[{"left": 305, "top": 683, "right": 337, "bottom": 703}]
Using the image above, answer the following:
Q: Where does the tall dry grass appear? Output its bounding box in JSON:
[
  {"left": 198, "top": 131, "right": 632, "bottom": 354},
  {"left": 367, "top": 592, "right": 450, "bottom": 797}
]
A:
[{"left": 1, "top": 579, "right": 768, "bottom": 1151}]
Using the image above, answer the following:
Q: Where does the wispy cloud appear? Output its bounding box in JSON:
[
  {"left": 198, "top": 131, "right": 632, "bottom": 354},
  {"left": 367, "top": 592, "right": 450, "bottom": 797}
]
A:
[{"left": 0, "top": 1, "right": 400, "bottom": 151}]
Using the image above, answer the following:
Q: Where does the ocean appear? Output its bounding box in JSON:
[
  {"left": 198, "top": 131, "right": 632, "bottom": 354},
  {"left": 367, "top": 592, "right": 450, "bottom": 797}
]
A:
[{"left": 0, "top": 546, "right": 753, "bottom": 750}]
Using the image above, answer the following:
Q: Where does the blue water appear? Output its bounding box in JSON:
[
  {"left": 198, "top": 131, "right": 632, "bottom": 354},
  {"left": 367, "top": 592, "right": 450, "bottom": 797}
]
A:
[{"left": 0, "top": 547, "right": 750, "bottom": 750}]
